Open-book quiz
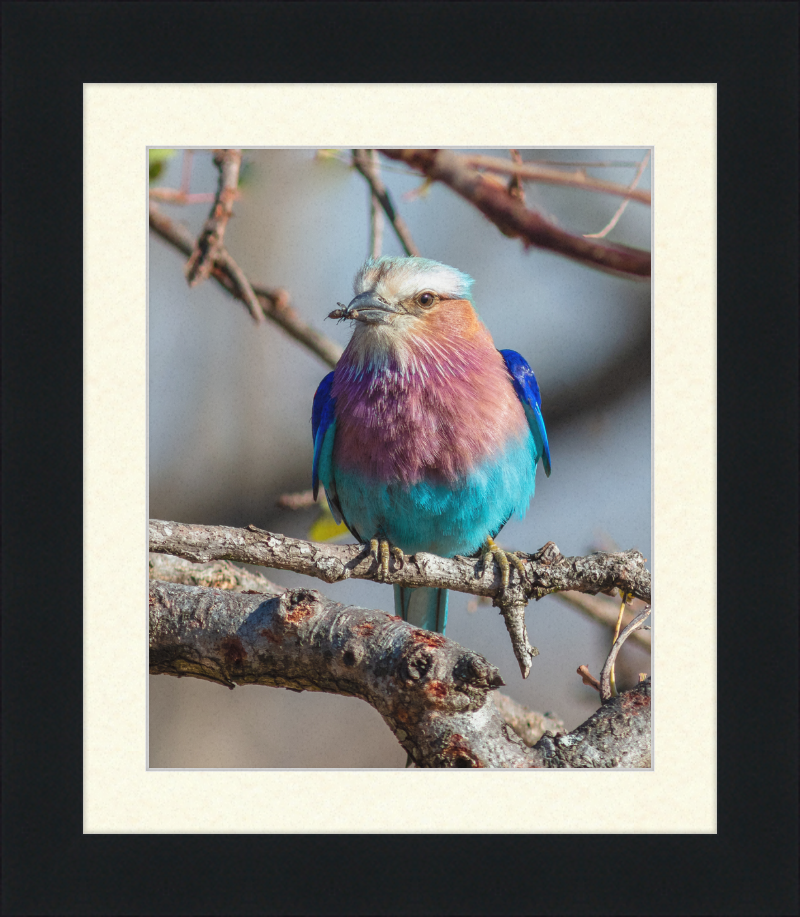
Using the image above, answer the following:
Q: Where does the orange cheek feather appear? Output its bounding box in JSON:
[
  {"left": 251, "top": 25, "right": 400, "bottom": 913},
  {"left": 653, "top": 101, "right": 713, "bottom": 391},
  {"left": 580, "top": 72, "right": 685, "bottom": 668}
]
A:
[{"left": 422, "top": 298, "right": 483, "bottom": 339}]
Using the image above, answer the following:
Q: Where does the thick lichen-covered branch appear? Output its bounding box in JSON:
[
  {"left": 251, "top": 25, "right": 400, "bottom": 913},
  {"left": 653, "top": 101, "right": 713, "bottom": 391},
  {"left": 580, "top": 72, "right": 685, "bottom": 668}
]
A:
[
  {"left": 150, "top": 553, "right": 565, "bottom": 748},
  {"left": 149, "top": 576, "right": 651, "bottom": 767}
]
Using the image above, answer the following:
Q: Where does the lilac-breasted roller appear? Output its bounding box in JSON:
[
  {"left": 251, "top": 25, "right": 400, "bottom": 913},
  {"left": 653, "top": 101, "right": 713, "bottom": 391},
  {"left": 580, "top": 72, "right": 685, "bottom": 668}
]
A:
[{"left": 312, "top": 256, "right": 551, "bottom": 635}]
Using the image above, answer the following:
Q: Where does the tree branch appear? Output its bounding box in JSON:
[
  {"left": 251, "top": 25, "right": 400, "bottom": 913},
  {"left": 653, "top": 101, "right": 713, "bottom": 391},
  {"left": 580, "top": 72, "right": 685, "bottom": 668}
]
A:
[
  {"left": 379, "top": 149, "right": 650, "bottom": 280},
  {"left": 149, "top": 188, "right": 216, "bottom": 204},
  {"left": 149, "top": 519, "right": 651, "bottom": 679},
  {"left": 491, "top": 692, "right": 566, "bottom": 746},
  {"left": 553, "top": 591, "right": 651, "bottom": 650},
  {"left": 544, "top": 319, "right": 650, "bottom": 427},
  {"left": 352, "top": 149, "right": 421, "bottom": 257},
  {"left": 149, "top": 577, "right": 651, "bottom": 767},
  {"left": 184, "top": 149, "right": 245, "bottom": 288},
  {"left": 150, "top": 553, "right": 566, "bottom": 749},
  {"left": 149, "top": 520, "right": 651, "bottom": 604},
  {"left": 276, "top": 489, "right": 317, "bottom": 510},
  {"left": 353, "top": 149, "right": 385, "bottom": 259},
  {"left": 149, "top": 202, "right": 343, "bottom": 368},
  {"left": 506, "top": 149, "right": 526, "bottom": 206},
  {"left": 600, "top": 606, "right": 652, "bottom": 701},
  {"left": 460, "top": 153, "right": 651, "bottom": 204},
  {"left": 177, "top": 150, "right": 264, "bottom": 324},
  {"left": 584, "top": 151, "right": 652, "bottom": 238},
  {"left": 149, "top": 552, "right": 285, "bottom": 596}
]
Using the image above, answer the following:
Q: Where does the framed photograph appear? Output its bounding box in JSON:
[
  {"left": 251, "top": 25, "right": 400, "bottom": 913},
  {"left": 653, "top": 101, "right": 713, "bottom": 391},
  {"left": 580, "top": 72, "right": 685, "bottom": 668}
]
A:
[{"left": 147, "top": 145, "right": 653, "bottom": 773}]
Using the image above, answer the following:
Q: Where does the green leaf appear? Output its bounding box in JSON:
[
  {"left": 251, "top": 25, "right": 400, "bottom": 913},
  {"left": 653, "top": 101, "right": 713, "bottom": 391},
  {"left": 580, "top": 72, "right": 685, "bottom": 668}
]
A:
[
  {"left": 238, "top": 159, "right": 255, "bottom": 187},
  {"left": 149, "top": 149, "right": 177, "bottom": 182}
]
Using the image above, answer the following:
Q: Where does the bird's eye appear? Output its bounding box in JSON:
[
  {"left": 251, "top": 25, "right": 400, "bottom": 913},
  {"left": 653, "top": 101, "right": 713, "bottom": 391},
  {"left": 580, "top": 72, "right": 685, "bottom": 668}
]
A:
[{"left": 418, "top": 292, "right": 435, "bottom": 307}]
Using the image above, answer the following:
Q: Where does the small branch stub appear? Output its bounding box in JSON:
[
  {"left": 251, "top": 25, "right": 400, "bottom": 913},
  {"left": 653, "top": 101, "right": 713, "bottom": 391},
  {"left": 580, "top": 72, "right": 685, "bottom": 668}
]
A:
[
  {"left": 577, "top": 664, "right": 601, "bottom": 692},
  {"left": 495, "top": 597, "right": 538, "bottom": 678}
]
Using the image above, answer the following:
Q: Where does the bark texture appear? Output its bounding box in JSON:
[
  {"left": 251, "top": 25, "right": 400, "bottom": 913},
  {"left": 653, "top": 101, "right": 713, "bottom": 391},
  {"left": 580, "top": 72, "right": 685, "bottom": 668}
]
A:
[
  {"left": 149, "top": 519, "right": 651, "bottom": 680},
  {"left": 492, "top": 693, "right": 567, "bottom": 746},
  {"left": 149, "top": 520, "right": 651, "bottom": 604},
  {"left": 150, "top": 574, "right": 651, "bottom": 768}
]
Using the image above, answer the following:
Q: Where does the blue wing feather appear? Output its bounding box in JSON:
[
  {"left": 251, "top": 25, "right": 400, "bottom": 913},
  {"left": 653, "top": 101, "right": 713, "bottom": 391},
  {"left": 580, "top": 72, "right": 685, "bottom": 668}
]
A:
[
  {"left": 500, "top": 349, "right": 551, "bottom": 477},
  {"left": 311, "top": 372, "right": 336, "bottom": 501}
]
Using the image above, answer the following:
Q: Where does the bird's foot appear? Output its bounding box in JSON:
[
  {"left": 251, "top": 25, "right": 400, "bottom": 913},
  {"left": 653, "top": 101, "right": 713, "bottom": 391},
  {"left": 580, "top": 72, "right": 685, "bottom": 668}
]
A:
[
  {"left": 482, "top": 536, "right": 528, "bottom": 589},
  {"left": 369, "top": 536, "right": 405, "bottom": 582}
]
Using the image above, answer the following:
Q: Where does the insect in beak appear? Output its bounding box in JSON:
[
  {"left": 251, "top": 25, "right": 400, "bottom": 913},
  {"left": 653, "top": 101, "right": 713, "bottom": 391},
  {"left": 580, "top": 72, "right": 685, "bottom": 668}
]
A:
[{"left": 327, "top": 302, "right": 358, "bottom": 322}]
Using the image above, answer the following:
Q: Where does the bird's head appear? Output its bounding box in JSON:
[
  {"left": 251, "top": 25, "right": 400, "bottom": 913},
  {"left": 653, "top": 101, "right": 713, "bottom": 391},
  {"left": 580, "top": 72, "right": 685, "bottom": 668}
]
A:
[
  {"left": 331, "top": 257, "right": 482, "bottom": 372},
  {"left": 332, "top": 256, "right": 475, "bottom": 329}
]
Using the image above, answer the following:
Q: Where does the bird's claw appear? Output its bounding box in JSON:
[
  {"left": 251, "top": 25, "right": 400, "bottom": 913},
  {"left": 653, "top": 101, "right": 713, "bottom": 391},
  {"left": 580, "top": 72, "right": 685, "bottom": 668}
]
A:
[
  {"left": 482, "top": 536, "right": 527, "bottom": 590},
  {"left": 369, "top": 537, "right": 405, "bottom": 581}
]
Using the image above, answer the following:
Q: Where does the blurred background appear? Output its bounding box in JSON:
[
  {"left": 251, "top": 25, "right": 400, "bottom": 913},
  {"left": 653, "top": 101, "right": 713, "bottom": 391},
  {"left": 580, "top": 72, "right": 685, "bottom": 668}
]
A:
[{"left": 148, "top": 148, "right": 652, "bottom": 768}]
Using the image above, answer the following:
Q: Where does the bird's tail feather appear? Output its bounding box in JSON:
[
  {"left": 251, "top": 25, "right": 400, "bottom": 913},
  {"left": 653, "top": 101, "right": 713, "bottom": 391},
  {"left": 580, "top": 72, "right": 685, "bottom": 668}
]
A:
[
  {"left": 394, "top": 585, "right": 448, "bottom": 635},
  {"left": 395, "top": 585, "right": 448, "bottom": 765}
]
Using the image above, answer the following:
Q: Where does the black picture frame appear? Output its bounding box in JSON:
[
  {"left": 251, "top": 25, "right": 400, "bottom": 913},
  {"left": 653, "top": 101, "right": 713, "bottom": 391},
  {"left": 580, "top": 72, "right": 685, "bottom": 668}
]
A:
[{"left": 3, "top": 3, "right": 797, "bottom": 915}]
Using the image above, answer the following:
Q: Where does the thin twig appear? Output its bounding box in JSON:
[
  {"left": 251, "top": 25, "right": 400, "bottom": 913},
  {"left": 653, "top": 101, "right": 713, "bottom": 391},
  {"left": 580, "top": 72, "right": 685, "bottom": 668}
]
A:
[
  {"left": 149, "top": 203, "right": 343, "bottom": 368},
  {"left": 461, "top": 153, "right": 651, "bottom": 204},
  {"left": 148, "top": 188, "right": 216, "bottom": 204},
  {"left": 277, "top": 490, "right": 317, "bottom": 510},
  {"left": 319, "top": 151, "right": 647, "bottom": 176},
  {"left": 507, "top": 149, "right": 526, "bottom": 205},
  {"left": 552, "top": 591, "right": 650, "bottom": 649},
  {"left": 518, "top": 160, "right": 648, "bottom": 168},
  {"left": 379, "top": 150, "right": 650, "bottom": 279},
  {"left": 600, "top": 606, "right": 652, "bottom": 702},
  {"left": 185, "top": 149, "right": 243, "bottom": 287},
  {"left": 352, "top": 149, "right": 421, "bottom": 257},
  {"left": 608, "top": 593, "right": 628, "bottom": 697},
  {"left": 217, "top": 250, "right": 265, "bottom": 324},
  {"left": 585, "top": 151, "right": 652, "bottom": 239},
  {"left": 181, "top": 149, "right": 194, "bottom": 194},
  {"left": 362, "top": 150, "right": 384, "bottom": 258}
]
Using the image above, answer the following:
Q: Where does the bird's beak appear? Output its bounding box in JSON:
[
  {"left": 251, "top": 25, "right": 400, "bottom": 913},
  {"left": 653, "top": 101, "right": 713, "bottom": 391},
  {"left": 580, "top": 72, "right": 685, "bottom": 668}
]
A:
[{"left": 343, "top": 291, "right": 403, "bottom": 325}]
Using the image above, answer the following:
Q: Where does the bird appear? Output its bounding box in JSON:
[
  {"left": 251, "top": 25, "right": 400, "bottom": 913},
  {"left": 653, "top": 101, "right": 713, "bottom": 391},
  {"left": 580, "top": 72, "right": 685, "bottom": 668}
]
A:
[{"left": 312, "top": 255, "right": 551, "bottom": 636}]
